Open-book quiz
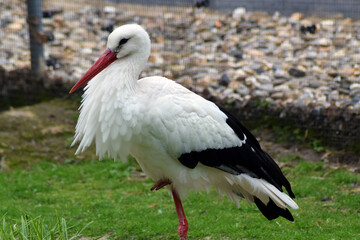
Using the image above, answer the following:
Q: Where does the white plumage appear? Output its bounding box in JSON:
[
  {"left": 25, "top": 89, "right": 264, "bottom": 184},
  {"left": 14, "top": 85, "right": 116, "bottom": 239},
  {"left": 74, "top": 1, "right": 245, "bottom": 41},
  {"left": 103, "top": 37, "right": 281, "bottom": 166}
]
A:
[{"left": 70, "top": 24, "right": 298, "bottom": 240}]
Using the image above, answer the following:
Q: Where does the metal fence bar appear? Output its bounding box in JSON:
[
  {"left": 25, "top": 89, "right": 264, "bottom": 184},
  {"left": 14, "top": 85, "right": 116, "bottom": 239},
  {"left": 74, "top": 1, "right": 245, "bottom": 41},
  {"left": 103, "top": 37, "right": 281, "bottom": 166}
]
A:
[{"left": 27, "top": 0, "right": 44, "bottom": 78}]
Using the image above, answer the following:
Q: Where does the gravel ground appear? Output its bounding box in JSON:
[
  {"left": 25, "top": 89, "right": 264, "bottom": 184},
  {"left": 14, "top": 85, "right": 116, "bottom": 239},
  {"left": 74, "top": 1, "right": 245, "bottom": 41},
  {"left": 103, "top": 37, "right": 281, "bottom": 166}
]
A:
[{"left": 1, "top": 0, "right": 359, "bottom": 147}]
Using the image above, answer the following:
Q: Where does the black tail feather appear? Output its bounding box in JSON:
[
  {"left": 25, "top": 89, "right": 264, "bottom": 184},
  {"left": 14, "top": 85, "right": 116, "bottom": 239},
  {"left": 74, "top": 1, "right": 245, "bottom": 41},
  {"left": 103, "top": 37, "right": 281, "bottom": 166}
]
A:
[{"left": 254, "top": 197, "right": 294, "bottom": 222}]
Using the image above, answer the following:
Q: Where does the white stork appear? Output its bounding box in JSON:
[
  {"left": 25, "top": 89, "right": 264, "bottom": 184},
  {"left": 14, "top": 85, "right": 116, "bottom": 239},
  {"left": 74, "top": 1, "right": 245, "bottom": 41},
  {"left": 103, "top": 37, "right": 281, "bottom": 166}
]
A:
[{"left": 69, "top": 24, "right": 298, "bottom": 240}]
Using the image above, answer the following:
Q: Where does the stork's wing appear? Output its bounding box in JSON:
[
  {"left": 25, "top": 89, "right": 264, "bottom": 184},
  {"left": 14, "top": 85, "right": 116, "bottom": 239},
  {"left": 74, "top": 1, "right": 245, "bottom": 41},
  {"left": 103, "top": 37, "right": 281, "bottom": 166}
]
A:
[
  {"left": 142, "top": 77, "right": 294, "bottom": 198},
  {"left": 142, "top": 77, "right": 242, "bottom": 156},
  {"left": 181, "top": 105, "right": 295, "bottom": 198}
]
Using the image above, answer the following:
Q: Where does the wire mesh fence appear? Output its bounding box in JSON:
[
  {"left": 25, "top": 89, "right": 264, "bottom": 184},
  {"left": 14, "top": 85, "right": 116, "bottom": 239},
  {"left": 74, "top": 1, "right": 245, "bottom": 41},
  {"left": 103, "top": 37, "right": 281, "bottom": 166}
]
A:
[{"left": 0, "top": 0, "right": 360, "bottom": 149}]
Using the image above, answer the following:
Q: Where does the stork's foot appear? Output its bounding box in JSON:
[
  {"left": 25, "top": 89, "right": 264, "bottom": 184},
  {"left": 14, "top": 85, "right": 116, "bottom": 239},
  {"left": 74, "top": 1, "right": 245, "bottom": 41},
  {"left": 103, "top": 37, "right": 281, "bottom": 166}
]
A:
[
  {"left": 150, "top": 179, "right": 171, "bottom": 191},
  {"left": 178, "top": 218, "right": 188, "bottom": 240}
]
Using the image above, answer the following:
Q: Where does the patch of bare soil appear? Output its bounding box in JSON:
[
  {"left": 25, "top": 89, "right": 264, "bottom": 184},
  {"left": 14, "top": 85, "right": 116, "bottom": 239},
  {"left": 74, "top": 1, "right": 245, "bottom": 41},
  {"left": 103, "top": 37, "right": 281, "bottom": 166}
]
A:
[
  {"left": 0, "top": 99, "right": 96, "bottom": 170},
  {"left": 255, "top": 128, "right": 360, "bottom": 173}
]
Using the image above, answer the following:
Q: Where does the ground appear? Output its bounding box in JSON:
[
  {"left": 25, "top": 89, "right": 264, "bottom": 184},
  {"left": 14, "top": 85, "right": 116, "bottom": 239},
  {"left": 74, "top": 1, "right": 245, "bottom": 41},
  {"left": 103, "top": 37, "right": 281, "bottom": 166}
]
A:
[{"left": 0, "top": 99, "right": 359, "bottom": 239}]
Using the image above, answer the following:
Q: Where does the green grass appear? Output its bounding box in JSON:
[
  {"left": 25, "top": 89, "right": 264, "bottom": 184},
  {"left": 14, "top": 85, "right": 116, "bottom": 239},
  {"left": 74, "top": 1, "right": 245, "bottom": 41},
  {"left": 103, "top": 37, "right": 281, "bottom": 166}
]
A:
[
  {"left": 0, "top": 214, "right": 90, "bottom": 240},
  {"left": 0, "top": 156, "right": 359, "bottom": 239}
]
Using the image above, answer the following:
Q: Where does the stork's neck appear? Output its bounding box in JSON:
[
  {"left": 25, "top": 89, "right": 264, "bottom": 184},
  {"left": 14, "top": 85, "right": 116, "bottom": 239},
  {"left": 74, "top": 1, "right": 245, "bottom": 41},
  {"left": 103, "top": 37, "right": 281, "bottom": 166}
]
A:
[
  {"left": 111, "top": 54, "right": 146, "bottom": 90},
  {"left": 87, "top": 53, "right": 146, "bottom": 94}
]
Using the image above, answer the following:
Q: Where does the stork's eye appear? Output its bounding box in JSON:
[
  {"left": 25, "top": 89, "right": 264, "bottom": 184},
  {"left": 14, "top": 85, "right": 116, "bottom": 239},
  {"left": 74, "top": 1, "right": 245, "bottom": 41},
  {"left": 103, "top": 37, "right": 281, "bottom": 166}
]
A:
[{"left": 119, "top": 38, "right": 129, "bottom": 46}]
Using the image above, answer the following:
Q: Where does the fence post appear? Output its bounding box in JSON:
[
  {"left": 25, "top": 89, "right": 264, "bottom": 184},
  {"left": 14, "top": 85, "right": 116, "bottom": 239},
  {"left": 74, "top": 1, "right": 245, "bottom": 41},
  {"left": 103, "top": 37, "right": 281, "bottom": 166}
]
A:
[{"left": 26, "top": 0, "right": 45, "bottom": 78}]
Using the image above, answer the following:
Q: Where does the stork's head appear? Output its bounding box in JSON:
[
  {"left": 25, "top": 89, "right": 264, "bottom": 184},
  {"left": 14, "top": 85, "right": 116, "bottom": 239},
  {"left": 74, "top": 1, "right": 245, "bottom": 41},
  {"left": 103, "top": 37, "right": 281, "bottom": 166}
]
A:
[
  {"left": 107, "top": 24, "right": 151, "bottom": 60},
  {"left": 69, "top": 24, "right": 151, "bottom": 93}
]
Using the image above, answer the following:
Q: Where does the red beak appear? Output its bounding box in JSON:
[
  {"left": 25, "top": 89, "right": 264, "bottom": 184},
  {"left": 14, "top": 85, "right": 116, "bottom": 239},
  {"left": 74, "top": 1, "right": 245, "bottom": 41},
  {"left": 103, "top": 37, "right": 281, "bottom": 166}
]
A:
[{"left": 69, "top": 48, "right": 117, "bottom": 94}]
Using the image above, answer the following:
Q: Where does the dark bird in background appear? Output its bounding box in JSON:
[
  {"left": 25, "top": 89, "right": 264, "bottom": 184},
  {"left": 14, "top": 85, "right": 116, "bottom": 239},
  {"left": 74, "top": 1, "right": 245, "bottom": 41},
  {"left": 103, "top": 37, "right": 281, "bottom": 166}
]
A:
[
  {"left": 300, "top": 24, "right": 316, "bottom": 34},
  {"left": 45, "top": 56, "right": 58, "bottom": 69},
  {"left": 101, "top": 23, "right": 114, "bottom": 33},
  {"left": 194, "top": 0, "right": 210, "bottom": 8},
  {"left": 42, "top": 8, "right": 62, "bottom": 18}
]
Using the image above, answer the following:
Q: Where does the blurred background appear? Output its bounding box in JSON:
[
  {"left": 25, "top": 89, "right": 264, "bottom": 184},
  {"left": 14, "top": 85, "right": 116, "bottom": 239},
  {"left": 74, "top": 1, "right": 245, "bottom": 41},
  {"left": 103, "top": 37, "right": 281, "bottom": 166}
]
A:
[{"left": 1, "top": 0, "right": 360, "bottom": 162}]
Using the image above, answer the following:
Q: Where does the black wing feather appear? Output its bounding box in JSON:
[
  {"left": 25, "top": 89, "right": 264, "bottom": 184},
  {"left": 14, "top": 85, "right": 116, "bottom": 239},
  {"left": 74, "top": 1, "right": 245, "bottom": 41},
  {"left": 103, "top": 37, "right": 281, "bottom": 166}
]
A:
[
  {"left": 217, "top": 106, "right": 295, "bottom": 198},
  {"left": 179, "top": 106, "right": 294, "bottom": 198},
  {"left": 178, "top": 105, "right": 296, "bottom": 220}
]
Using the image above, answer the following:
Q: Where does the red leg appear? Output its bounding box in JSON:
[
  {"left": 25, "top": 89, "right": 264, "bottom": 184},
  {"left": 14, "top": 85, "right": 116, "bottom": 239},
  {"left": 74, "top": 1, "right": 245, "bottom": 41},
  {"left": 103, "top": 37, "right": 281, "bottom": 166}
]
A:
[
  {"left": 150, "top": 179, "right": 171, "bottom": 191},
  {"left": 172, "top": 190, "right": 188, "bottom": 240}
]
